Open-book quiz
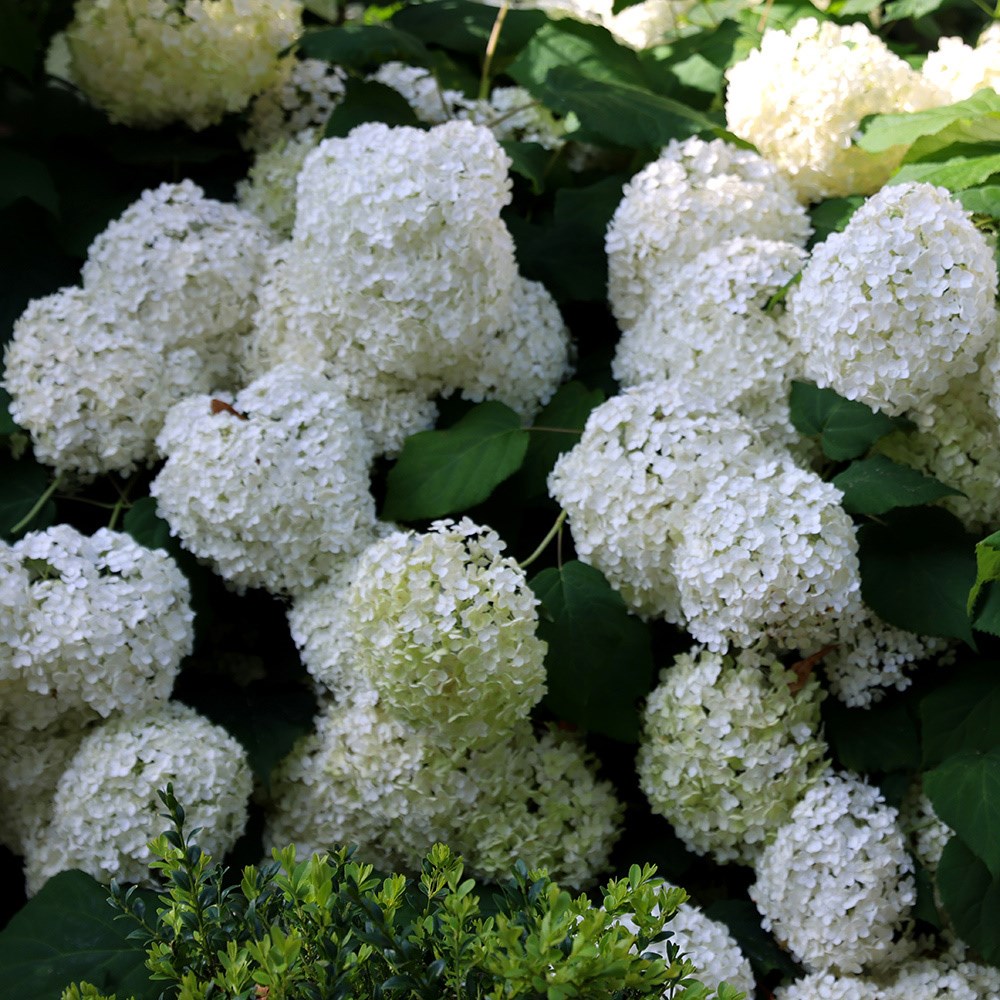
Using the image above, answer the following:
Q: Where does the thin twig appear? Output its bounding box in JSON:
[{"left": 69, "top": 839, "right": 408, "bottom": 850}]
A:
[
  {"left": 479, "top": 1, "right": 510, "bottom": 101},
  {"left": 9, "top": 474, "right": 62, "bottom": 536},
  {"left": 519, "top": 509, "right": 567, "bottom": 569}
]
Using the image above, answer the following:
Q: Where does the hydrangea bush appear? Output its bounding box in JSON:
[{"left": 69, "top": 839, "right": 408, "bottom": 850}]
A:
[{"left": 2, "top": 0, "right": 1000, "bottom": 997}]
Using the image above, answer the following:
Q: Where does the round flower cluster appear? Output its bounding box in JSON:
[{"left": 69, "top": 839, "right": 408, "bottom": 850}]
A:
[
  {"left": 328, "top": 519, "right": 547, "bottom": 751},
  {"left": 606, "top": 136, "right": 810, "bottom": 331},
  {"left": 82, "top": 179, "right": 273, "bottom": 383},
  {"left": 674, "top": 458, "right": 860, "bottom": 652},
  {"left": 750, "top": 772, "right": 915, "bottom": 976},
  {"left": 637, "top": 646, "right": 829, "bottom": 864},
  {"left": 65, "top": 0, "right": 302, "bottom": 130},
  {"left": 788, "top": 182, "right": 998, "bottom": 416},
  {"left": 548, "top": 381, "right": 761, "bottom": 622},
  {"left": 24, "top": 701, "right": 252, "bottom": 894},
  {"left": 151, "top": 365, "right": 378, "bottom": 595},
  {"left": 724, "top": 18, "right": 937, "bottom": 201},
  {"left": 921, "top": 23, "right": 1000, "bottom": 103},
  {"left": 236, "top": 130, "right": 319, "bottom": 237},
  {"left": 3, "top": 182, "right": 272, "bottom": 477},
  {"left": 612, "top": 236, "right": 806, "bottom": 398},
  {"left": 614, "top": 903, "right": 755, "bottom": 998},
  {"left": 519, "top": 0, "right": 697, "bottom": 49},
  {"left": 454, "top": 725, "right": 623, "bottom": 887},
  {"left": 899, "top": 785, "right": 952, "bottom": 875},
  {"left": 243, "top": 57, "right": 347, "bottom": 152},
  {"left": 0, "top": 525, "right": 193, "bottom": 732}
]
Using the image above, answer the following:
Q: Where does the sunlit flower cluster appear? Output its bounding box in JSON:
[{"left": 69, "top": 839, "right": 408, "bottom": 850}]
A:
[
  {"left": 921, "top": 22, "right": 1000, "bottom": 103},
  {"left": 65, "top": 0, "right": 302, "bottom": 129}
]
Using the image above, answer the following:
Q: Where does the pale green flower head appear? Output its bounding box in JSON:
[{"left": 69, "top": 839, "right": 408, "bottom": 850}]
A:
[{"left": 637, "top": 645, "right": 829, "bottom": 865}]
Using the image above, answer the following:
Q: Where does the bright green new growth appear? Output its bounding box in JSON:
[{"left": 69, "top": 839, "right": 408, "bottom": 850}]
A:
[{"left": 61, "top": 786, "right": 745, "bottom": 1000}]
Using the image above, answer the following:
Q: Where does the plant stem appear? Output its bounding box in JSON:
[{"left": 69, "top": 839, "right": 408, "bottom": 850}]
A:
[
  {"left": 9, "top": 474, "right": 61, "bottom": 536},
  {"left": 107, "top": 472, "right": 139, "bottom": 531},
  {"left": 519, "top": 509, "right": 567, "bottom": 569},
  {"left": 479, "top": 1, "right": 509, "bottom": 101}
]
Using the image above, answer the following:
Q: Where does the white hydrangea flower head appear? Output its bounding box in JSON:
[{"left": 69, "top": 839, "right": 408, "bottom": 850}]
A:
[
  {"left": 265, "top": 693, "right": 471, "bottom": 873},
  {"left": 453, "top": 724, "right": 623, "bottom": 888},
  {"left": 788, "top": 182, "right": 999, "bottom": 416},
  {"left": 442, "top": 276, "right": 572, "bottom": 421},
  {"left": 819, "top": 599, "right": 950, "bottom": 707},
  {"left": 615, "top": 903, "right": 755, "bottom": 998},
  {"left": 342, "top": 520, "right": 547, "bottom": 750},
  {"left": 880, "top": 957, "right": 991, "bottom": 999},
  {"left": 65, "top": 0, "right": 302, "bottom": 130},
  {"left": 0, "top": 541, "right": 32, "bottom": 679},
  {"left": 24, "top": 701, "right": 251, "bottom": 894},
  {"left": 750, "top": 771, "right": 916, "bottom": 976},
  {"left": 2, "top": 288, "right": 218, "bottom": 476},
  {"left": 774, "top": 972, "right": 881, "bottom": 1000},
  {"left": 255, "top": 121, "right": 517, "bottom": 388},
  {"left": 244, "top": 57, "right": 346, "bottom": 152},
  {"left": 237, "top": 130, "right": 319, "bottom": 237},
  {"left": 459, "top": 86, "right": 566, "bottom": 150},
  {"left": 921, "top": 23, "right": 1000, "bottom": 103},
  {"left": 82, "top": 180, "right": 274, "bottom": 386},
  {"left": 1, "top": 525, "right": 192, "bottom": 729},
  {"left": 508, "top": 0, "right": 696, "bottom": 49},
  {"left": 606, "top": 136, "right": 810, "bottom": 331},
  {"left": 369, "top": 62, "right": 462, "bottom": 124},
  {"left": 0, "top": 713, "right": 93, "bottom": 855},
  {"left": 637, "top": 646, "right": 829, "bottom": 865},
  {"left": 875, "top": 368, "right": 1000, "bottom": 534},
  {"left": 548, "top": 380, "right": 784, "bottom": 622},
  {"left": 724, "top": 18, "right": 938, "bottom": 201},
  {"left": 673, "top": 456, "right": 860, "bottom": 652},
  {"left": 613, "top": 237, "right": 806, "bottom": 391},
  {"left": 899, "top": 784, "right": 952, "bottom": 875},
  {"left": 151, "top": 364, "right": 378, "bottom": 596}
]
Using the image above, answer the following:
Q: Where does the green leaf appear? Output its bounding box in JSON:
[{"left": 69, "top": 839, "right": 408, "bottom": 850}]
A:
[
  {"left": 925, "top": 749, "right": 1000, "bottom": 875},
  {"left": 920, "top": 663, "right": 1000, "bottom": 768},
  {"left": 506, "top": 173, "right": 628, "bottom": 302},
  {"left": 382, "top": 402, "right": 530, "bottom": 521},
  {"left": 857, "top": 507, "right": 977, "bottom": 645},
  {"left": 788, "top": 381, "right": 907, "bottom": 460},
  {"left": 936, "top": 835, "right": 1000, "bottom": 964},
  {"left": 883, "top": 0, "right": 946, "bottom": 20},
  {"left": 296, "top": 23, "right": 430, "bottom": 69},
  {"left": 122, "top": 497, "right": 173, "bottom": 553},
  {"left": 0, "top": 870, "right": 156, "bottom": 999},
  {"left": 824, "top": 697, "right": 921, "bottom": 774},
  {"left": 519, "top": 382, "right": 605, "bottom": 497},
  {"left": 858, "top": 89, "right": 1000, "bottom": 154},
  {"left": 531, "top": 67, "right": 721, "bottom": 149},
  {"left": 808, "top": 196, "right": 864, "bottom": 246},
  {"left": 702, "top": 899, "right": 802, "bottom": 979},
  {"left": 530, "top": 560, "right": 653, "bottom": 742},
  {"left": 0, "top": 458, "right": 56, "bottom": 539},
  {"left": 392, "top": 0, "right": 546, "bottom": 57},
  {"left": 892, "top": 151, "right": 1000, "bottom": 192},
  {"left": 639, "top": 20, "right": 741, "bottom": 97},
  {"left": 831, "top": 455, "right": 961, "bottom": 516},
  {"left": 0, "top": 386, "right": 17, "bottom": 435},
  {"left": 967, "top": 530, "right": 1000, "bottom": 619},
  {"left": 324, "top": 78, "right": 422, "bottom": 137},
  {"left": 957, "top": 184, "right": 1000, "bottom": 216},
  {"left": 0, "top": 149, "right": 59, "bottom": 215},
  {"left": 502, "top": 140, "right": 552, "bottom": 194},
  {"left": 612, "top": 0, "right": 648, "bottom": 12},
  {"left": 973, "top": 581, "right": 1000, "bottom": 637}
]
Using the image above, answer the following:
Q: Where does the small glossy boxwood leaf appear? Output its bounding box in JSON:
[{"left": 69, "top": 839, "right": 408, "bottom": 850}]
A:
[
  {"left": 392, "top": 0, "right": 546, "bottom": 57},
  {"left": 530, "top": 560, "right": 653, "bottom": 742},
  {"left": 325, "top": 78, "right": 422, "bottom": 137},
  {"left": 824, "top": 697, "right": 921, "bottom": 774},
  {"left": 702, "top": 899, "right": 802, "bottom": 979},
  {"left": 925, "top": 749, "right": 1000, "bottom": 875},
  {"left": 383, "top": 402, "right": 529, "bottom": 521},
  {"left": 297, "top": 23, "right": 430, "bottom": 69},
  {"left": 789, "top": 381, "right": 907, "bottom": 460},
  {"left": 858, "top": 89, "right": 1000, "bottom": 154},
  {"left": 0, "top": 458, "right": 56, "bottom": 539},
  {"left": 937, "top": 835, "right": 1000, "bottom": 964},
  {"left": 831, "top": 455, "right": 961, "bottom": 515},
  {"left": 0, "top": 870, "right": 156, "bottom": 999},
  {"left": 920, "top": 663, "right": 1000, "bottom": 767},
  {"left": 857, "top": 507, "right": 977, "bottom": 645},
  {"left": 519, "top": 382, "right": 605, "bottom": 497}
]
